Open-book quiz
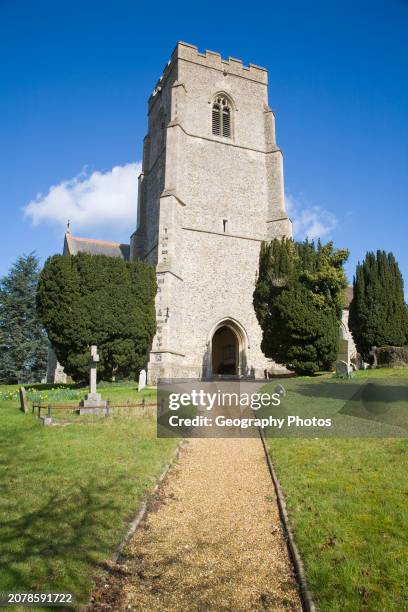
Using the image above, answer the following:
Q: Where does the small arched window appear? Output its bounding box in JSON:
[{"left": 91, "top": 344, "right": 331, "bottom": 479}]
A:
[{"left": 212, "top": 96, "right": 232, "bottom": 138}]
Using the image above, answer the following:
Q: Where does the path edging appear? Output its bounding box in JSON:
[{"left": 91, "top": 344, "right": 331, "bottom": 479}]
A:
[
  {"left": 85, "top": 439, "right": 185, "bottom": 609},
  {"left": 258, "top": 427, "right": 316, "bottom": 612},
  {"left": 112, "top": 439, "right": 185, "bottom": 563}
]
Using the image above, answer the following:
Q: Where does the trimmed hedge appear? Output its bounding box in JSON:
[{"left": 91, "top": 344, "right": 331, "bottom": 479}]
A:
[{"left": 377, "top": 346, "right": 408, "bottom": 368}]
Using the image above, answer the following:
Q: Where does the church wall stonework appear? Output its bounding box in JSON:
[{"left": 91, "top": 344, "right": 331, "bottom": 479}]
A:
[
  {"left": 46, "top": 43, "right": 357, "bottom": 385},
  {"left": 180, "top": 230, "right": 266, "bottom": 374},
  {"left": 130, "top": 42, "right": 292, "bottom": 381}
]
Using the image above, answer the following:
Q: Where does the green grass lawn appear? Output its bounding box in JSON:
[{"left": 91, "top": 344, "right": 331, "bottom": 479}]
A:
[
  {"left": 264, "top": 369, "right": 408, "bottom": 611},
  {"left": 0, "top": 381, "right": 177, "bottom": 608},
  {"left": 2, "top": 371, "right": 407, "bottom": 610}
]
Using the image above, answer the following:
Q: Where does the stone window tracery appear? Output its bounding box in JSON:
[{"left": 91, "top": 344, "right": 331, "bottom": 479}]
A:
[{"left": 212, "top": 96, "right": 232, "bottom": 138}]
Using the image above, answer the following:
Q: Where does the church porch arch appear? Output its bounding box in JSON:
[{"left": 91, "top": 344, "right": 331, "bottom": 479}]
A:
[{"left": 203, "top": 318, "right": 249, "bottom": 378}]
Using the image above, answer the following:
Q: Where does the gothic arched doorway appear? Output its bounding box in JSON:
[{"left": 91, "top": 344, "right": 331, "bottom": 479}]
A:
[
  {"left": 206, "top": 318, "right": 248, "bottom": 378},
  {"left": 211, "top": 326, "right": 238, "bottom": 375}
]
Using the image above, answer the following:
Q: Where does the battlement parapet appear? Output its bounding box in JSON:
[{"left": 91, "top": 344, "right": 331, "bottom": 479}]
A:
[{"left": 149, "top": 41, "right": 268, "bottom": 108}]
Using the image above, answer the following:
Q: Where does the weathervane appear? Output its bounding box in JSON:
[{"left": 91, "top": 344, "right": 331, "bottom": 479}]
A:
[{"left": 66, "top": 219, "right": 71, "bottom": 233}]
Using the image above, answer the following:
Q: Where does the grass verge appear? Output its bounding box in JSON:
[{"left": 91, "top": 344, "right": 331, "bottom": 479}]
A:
[
  {"left": 264, "top": 369, "right": 408, "bottom": 611},
  {"left": 0, "top": 382, "right": 177, "bottom": 608}
]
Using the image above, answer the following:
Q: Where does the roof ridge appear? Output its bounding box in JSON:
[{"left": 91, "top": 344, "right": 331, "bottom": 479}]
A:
[{"left": 67, "top": 234, "right": 127, "bottom": 247}]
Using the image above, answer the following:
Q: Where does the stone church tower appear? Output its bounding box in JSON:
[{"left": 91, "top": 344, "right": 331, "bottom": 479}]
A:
[{"left": 130, "top": 42, "right": 292, "bottom": 382}]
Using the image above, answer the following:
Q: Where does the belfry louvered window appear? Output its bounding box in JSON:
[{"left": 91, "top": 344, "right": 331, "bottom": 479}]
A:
[{"left": 212, "top": 96, "right": 232, "bottom": 138}]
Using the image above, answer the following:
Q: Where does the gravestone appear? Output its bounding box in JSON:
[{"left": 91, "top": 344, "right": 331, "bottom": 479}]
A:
[
  {"left": 336, "top": 360, "right": 351, "bottom": 378},
  {"left": 19, "top": 387, "right": 29, "bottom": 413},
  {"left": 369, "top": 346, "right": 378, "bottom": 368},
  {"left": 79, "top": 345, "right": 108, "bottom": 413},
  {"left": 138, "top": 369, "right": 147, "bottom": 392},
  {"left": 274, "top": 384, "right": 286, "bottom": 398}
]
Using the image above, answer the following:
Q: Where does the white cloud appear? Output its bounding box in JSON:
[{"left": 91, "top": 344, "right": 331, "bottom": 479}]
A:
[
  {"left": 24, "top": 169, "right": 337, "bottom": 244},
  {"left": 24, "top": 162, "right": 142, "bottom": 233},
  {"left": 285, "top": 194, "right": 337, "bottom": 240}
]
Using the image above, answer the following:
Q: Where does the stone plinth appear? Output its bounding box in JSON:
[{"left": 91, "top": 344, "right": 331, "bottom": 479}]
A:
[
  {"left": 81, "top": 392, "right": 107, "bottom": 407},
  {"left": 79, "top": 392, "right": 108, "bottom": 414},
  {"left": 40, "top": 416, "right": 53, "bottom": 426},
  {"left": 79, "top": 406, "right": 109, "bottom": 415}
]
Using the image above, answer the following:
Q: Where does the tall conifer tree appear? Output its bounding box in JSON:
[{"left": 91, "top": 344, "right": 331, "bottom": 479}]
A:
[
  {"left": 349, "top": 250, "right": 408, "bottom": 359},
  {"left": 0, "top": 253, "right": 48, "bottom": 383}
]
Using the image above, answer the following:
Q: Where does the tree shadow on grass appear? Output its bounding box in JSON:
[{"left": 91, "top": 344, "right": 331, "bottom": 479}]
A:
[
  {"left": 281, "top": 380, "right": 408, "bottom": 435},
  {"left": 261, "top": 379, "right": 408, "bottom": 437},
  {"left": 0, "top": 478, "right": 127, "bottom": 605},
  {"left": 291, "top": 380, "right": 408, "bottom": 403}
]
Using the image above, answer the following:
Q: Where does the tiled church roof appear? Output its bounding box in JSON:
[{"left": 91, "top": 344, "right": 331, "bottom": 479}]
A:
[{"left": 63, "top": 233, "right": 130, "bottom": 260}]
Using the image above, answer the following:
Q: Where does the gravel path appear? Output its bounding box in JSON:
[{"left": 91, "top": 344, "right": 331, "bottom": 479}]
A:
[{"left": 90, "top": 437, "right": 301, "bottom": 611}]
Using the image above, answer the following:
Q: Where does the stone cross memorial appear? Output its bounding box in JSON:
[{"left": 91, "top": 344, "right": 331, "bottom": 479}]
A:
[
  {"left": 80, "top": 345, "right": 107, "bottom": 410},
  {"left": 138, "top": 368, "right": 147, "bottom": 392},
  {"left": 89, "top": 344, "right": 99, "bottom": 395}
]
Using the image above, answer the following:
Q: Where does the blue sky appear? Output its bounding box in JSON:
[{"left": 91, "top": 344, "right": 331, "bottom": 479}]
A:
[{"left": 1, "top": 0, "right": 407, "bottom": 289}]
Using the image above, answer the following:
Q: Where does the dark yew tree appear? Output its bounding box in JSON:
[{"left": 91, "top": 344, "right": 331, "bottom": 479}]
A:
[
  {"left": 254, "top": 238, "right": 348, "bottom": 375},
  {"left": 36, "top": 253, "right": 157, "bottom": 382},
  {"left": 348, "top": 250, "right": 408, "bottom": 360}
]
